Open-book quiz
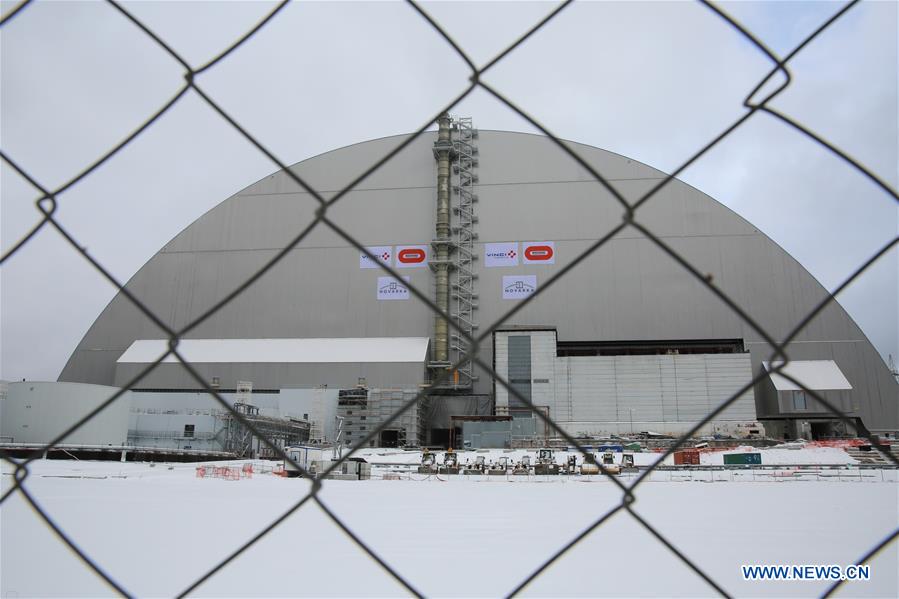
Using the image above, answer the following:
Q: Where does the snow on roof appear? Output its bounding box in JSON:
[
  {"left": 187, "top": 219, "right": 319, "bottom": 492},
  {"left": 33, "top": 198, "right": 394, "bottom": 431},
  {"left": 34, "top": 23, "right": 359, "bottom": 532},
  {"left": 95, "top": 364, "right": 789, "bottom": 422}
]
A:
[
  {"left": 762, "top": 360, "right": 852, "bottom": 391},
  {"left": 117, "top": 338, "right": 430, "bottom": 364}
]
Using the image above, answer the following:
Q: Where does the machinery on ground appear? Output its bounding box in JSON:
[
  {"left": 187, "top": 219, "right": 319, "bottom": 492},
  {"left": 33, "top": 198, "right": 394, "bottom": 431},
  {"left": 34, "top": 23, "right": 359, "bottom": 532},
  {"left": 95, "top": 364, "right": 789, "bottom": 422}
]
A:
[
  {"left": 600, "top": 451, "right": 621, "bottom": 475},
  {"left": 463, "top": 455, "right": 486, "bottom": 475},
  {"left": 513, "top": 455, "right": 531, "bottom": 475},
  {"left": 418, "top": 449, "right": 437, "bottom": 474},
  {"left": 534, "top": 448, "right": 561, "bottom": 475},
  {"left": 439, "top": 449, "right": 460, "bottom": 475},
  {"left": 487, "top": 456, "right": 510, "bottom": 475},
  {"left": 579, "top": 453, "right": 600, "bottom": 475}
]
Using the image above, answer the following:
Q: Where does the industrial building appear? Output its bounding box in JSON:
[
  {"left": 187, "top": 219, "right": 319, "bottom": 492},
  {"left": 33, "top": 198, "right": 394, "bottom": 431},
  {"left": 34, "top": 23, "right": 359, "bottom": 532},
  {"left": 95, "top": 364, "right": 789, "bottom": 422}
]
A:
[{"left": 9, "top": 117, "right": 894, "bottom": 452}]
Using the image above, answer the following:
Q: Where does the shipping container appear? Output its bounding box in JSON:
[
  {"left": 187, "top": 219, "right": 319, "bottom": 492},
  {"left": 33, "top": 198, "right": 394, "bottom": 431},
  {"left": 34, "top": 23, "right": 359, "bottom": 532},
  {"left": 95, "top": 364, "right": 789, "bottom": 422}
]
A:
[
  {"left": 673, "top": 449, "right": 700, "bottom": 465},
  {"left": 723, "top": 453, "right": 762, "bottom": 465}
]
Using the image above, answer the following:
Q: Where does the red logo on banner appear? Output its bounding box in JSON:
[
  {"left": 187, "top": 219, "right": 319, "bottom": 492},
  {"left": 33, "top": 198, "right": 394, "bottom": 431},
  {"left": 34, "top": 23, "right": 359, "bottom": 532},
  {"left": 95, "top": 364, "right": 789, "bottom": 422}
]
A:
[
  {"left": 524, "top": 245, "right": 553, "bottom": 261},
  {"left": 398, "top": 248, "right": 426, "bottom": 264}
]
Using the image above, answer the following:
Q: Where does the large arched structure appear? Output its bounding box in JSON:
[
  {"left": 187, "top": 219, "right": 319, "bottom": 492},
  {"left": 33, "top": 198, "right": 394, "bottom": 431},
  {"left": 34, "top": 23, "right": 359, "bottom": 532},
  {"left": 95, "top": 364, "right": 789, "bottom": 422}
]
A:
[{"left": 59, "top": 130, "right": 898, "bottom": 439}]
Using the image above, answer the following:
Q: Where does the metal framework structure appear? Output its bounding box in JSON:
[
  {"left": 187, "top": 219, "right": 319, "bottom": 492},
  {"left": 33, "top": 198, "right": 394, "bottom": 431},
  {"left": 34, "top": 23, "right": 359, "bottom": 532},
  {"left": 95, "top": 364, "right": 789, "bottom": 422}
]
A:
[
  {"left": 337, "top": 387, "right": 428, "bottom": 448},
  {"left": 450, "top": 116, "right": 479, "bottom": 388},
  {"left": 220, "top": 402, "right": 311, "bottom": 458}
]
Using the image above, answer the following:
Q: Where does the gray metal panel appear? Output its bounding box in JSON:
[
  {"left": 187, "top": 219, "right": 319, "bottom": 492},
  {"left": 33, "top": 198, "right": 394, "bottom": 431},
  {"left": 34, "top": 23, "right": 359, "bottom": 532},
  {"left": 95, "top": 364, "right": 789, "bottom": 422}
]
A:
[
  {"left": 1, "top": 382, "right": 129, "bottom": 445},
  {"left": 529, "top": 331, "right": 557, "bottom": 410},
  {"left": 553, "top": 353, "right": 755, "bottom": 427},
  {"left": 553, "top": 357, "right": 571, "bottom": 422},
  {"left": 57, "top": 131, "right": 897, "bottom": 430},
  {"left": 507, "top": 335, "right": 531, "bottom": 408},
  {"left": 568, "top": 357, "right": 618, "bottom": 422},
  {"left": 462, "top": 420, "right": 511, "bottom": 449},
  {"left": 673, "top": 356, "right": 711, "bottom": 422},
  {"left": 615, "top": 356, "right": 663, "bottom": 422}
]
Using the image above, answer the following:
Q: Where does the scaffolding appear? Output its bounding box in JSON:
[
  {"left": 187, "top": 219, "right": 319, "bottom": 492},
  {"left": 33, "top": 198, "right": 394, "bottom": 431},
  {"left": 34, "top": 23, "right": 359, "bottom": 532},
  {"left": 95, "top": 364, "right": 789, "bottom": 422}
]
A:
[
  {"left": 220, "top": 402, "right": 311, "bottom": 458},
  {"left": 337, "top": 387, "right": 428, "bottom": 448},
  {"left": 450, "top": 116, "right": 478, "bottom": 389}
]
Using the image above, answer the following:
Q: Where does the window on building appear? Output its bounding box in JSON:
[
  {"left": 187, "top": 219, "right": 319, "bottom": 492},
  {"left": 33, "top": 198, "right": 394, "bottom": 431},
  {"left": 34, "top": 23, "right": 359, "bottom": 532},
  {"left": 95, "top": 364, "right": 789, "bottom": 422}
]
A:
[
  {"left": 184, "top": 424, "right": 195, "bottom": 438},
  {"left": 360, "top": 416, "right": 366, "bottom": 421},
  {"left": 792, "top": 391, "right": 807, "bottom": 411}
]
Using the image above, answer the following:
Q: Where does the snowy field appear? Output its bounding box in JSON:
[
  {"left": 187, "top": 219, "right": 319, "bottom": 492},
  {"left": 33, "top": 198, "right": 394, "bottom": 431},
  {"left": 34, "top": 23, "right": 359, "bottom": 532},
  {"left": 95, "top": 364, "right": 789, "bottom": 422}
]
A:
[{"left": 2, "top": 458, "right": 897, "bottom": 598}]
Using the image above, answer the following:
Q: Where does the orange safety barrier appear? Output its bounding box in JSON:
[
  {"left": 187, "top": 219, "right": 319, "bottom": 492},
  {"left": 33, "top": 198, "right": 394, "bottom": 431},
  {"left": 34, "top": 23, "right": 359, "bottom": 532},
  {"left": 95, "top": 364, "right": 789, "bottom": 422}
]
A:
[{"left": 807, "top": 439, "right": 867, "bottom": 448}]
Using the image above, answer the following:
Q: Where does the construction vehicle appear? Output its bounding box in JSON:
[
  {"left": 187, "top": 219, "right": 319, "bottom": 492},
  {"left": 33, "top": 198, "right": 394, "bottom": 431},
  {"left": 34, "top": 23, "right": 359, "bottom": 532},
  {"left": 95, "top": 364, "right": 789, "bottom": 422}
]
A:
[
  {"left": 620, "top": 452, "right": 637, "bottom": 473},
  {"left": 418, "top": 449, "right": 437, "bottom": 474},
  {"left": 487, "top": 456, "right": 510, "bottom": 475},
  {"left": 579, "top": 452, "right": 600, "bottom": 475},
  {"left": 513, "top": 455, "right": 531, "bottom": 475},
  {"left": 600, "top": 451, "right": 621, "bottom": 475},
  {"left": 438, "top": 449, "right": 460, "bottom": 475},
  {"left": 565, "top": 454, "right": 578, "bottom": 475},
  {"left": 534, "top": 448, "right": 561, "bottom": 475},
  {"left": 462, "top": 455, "right": 486, "bottom": 475}
]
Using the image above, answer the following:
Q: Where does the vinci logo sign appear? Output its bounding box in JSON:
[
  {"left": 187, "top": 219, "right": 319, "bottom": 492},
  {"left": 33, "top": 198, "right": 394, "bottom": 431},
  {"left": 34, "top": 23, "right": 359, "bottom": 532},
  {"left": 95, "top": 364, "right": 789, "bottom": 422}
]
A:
[
  {"left": 502, "top": 275, "right": 537, "bottom": 300},
  {"left": 360, "top": 246, "right": 392, "bottom": 269},
  {"left": 484, "top": 242, "right": 519, "bottom": 268},
  {"left": 395, "top": 245, "right": 429, "bottom": 268},
  {"left": 377, "top": 276, "right": 411, "bottom": 300},
  {"left": 522, "top": 241, "right": 555, "bottom": 265}
]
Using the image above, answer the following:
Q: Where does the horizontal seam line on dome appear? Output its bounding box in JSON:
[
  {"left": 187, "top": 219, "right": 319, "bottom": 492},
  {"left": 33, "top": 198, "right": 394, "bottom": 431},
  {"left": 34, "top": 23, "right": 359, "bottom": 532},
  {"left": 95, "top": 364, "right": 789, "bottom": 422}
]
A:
[
  {"left": 235, "top": 176, "right": 669, "bottom": 198},
  {"left": 159, "top": 232, "right": 763, "bottom": 255}
]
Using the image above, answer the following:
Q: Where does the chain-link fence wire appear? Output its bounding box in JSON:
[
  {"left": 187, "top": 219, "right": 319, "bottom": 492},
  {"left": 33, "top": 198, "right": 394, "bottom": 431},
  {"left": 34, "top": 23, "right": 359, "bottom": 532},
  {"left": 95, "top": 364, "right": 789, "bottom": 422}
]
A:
[{"left": 1, "top": 0, "right": 897, "bottom": 596}]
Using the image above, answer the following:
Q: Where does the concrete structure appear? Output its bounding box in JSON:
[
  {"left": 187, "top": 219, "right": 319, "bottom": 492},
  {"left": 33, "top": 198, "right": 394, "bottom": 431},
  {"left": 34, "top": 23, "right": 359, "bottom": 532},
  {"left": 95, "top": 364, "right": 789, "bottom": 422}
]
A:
[{"left": 55, "top": 130, "right": 897, "bottom": 441}]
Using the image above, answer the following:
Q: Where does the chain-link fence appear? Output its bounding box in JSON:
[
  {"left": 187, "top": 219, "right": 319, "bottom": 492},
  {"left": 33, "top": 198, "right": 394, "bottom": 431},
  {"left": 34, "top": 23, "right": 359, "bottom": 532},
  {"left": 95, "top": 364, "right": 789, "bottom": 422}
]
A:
[{"left": 1, "top": 0, "right": 897, "bottom": 597}]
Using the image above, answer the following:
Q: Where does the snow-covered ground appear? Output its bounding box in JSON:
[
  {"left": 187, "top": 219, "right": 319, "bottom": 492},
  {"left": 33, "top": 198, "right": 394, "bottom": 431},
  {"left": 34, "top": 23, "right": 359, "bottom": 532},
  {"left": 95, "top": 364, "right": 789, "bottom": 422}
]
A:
[{"left": 2, "top": 459, "right": 896, "bottom": 598}]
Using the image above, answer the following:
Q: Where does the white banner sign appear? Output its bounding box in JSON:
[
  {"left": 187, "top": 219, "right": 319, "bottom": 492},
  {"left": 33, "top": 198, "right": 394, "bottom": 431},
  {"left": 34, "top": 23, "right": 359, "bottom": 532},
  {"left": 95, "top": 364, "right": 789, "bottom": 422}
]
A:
[
  {"left": 522, "top": 241, "right": 555, "bottom": 265},
  {"left": 395, "top": 245, "right": 429, "bottom": 268},
  {"left": 484, "top": 242, "right": 519, "bottom": 267},
  {"left": 502, "top": 275, "right": 537, "bottom": 300},
  {"left": 360, "top": 246, "right": 392, "bottom": 269},
  {"left": 377, "top": 276, "right": 411, "bottom": 300}
]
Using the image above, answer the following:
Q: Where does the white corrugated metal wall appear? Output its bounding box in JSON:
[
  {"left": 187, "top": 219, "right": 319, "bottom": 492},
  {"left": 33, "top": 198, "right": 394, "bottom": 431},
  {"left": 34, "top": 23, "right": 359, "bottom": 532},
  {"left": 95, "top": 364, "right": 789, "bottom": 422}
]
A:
[{"left": 494, "top": 330, "right": 757, "bottom": 436}]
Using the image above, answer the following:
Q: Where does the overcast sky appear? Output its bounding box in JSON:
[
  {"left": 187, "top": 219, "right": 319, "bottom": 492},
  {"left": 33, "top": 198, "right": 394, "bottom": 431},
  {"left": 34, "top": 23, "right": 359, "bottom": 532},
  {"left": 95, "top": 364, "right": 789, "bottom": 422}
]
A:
[{"left": 2, "top": 0, "right": 897, "bottom": 381}]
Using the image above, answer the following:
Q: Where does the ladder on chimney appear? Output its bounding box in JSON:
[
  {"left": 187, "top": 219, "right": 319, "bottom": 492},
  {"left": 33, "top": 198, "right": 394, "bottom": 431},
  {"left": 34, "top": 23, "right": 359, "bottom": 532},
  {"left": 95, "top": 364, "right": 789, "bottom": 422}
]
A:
[{"left": 451, "top": 116, "right": 478, "bottom": 388}]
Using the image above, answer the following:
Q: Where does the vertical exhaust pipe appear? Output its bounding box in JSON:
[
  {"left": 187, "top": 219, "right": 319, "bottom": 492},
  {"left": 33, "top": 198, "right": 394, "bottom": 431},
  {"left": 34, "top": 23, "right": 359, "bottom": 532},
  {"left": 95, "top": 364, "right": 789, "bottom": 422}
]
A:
[{"left": 432, "top": 114, "right": 454, "bottom": 364}]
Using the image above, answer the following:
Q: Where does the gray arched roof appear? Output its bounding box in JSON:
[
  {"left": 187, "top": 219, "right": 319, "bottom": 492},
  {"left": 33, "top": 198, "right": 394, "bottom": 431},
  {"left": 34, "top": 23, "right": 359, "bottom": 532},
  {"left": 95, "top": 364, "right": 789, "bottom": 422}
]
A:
[{"left": 59, "top": 131, "right": 897, "bottom": 429}]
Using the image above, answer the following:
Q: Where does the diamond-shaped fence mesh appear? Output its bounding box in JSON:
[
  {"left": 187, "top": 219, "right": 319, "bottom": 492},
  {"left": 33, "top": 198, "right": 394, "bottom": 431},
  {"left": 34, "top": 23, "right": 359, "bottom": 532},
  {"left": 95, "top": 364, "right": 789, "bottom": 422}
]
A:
[{"left": 1, "top": 1, "right": 897, "bottom": 597}]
